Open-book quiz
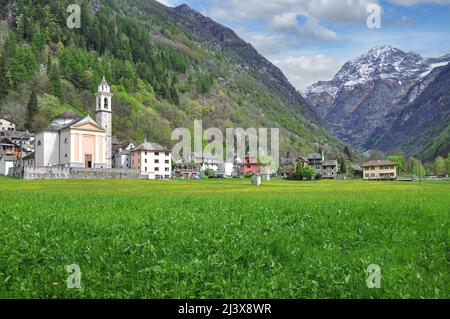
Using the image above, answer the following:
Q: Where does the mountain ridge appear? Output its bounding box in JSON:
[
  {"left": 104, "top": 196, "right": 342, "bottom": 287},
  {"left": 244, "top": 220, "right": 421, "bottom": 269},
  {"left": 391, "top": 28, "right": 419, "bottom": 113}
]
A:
[
  {"left": 0, "top": 0, "right": 346, "bottom": 159},
  {"left": 303, "top": 45, "right": 450, "bottom": 158}
]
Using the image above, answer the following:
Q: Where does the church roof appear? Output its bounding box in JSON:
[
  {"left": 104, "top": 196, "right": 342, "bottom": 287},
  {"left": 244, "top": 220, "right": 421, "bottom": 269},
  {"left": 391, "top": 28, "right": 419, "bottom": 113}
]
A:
[
  {"left": 100, "top": 76, "right": 109, "bottom": 86},
  {"left": 43, "top": 115, "right": 105, "bottom": 132},
  {"left": 52, "top": 110, "right": 80, "bottom": 121}
]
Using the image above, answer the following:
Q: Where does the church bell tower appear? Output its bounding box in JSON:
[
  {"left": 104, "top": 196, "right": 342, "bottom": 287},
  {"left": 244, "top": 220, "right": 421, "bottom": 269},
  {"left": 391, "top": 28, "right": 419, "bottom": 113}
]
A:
[{"left": 95, "top": 76, "right": 113, "bottom": 168}]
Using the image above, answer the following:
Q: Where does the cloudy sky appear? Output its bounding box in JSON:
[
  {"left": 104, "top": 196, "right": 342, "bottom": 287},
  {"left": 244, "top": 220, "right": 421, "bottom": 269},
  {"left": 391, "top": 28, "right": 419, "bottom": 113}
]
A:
[{"left": 157, "top": 0, "right": 450, "bottom": 90}]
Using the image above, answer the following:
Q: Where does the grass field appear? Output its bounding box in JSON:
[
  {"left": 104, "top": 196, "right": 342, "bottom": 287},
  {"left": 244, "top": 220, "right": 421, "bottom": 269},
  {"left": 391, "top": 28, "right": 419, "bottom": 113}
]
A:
[{"left": 0, "top": 177, "right": 448, "bottom": 299}]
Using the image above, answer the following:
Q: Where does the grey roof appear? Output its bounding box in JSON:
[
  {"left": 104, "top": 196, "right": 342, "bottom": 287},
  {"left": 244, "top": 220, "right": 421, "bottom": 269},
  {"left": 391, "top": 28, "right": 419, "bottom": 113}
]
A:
[
  {"left": 280, "top": 158, "right": 296, "bottom": 165},
  {"left": 307, "top": 153, "right": 323, "bottom": 160},
  {"left": 100, "top": 76, "right": 109, "bottom": 86},
  {"left": 0, "top": 117, "right": 15, "bottom": 124},
  {"left": 0, "top": 155, "right": 16, "bottom": 161},
  {"left": 23, "top": 152, "right": 35, "bottom": 160},
  {"left": 350, "top": 164, "right": 362, "bottom": 171},
  {"left": 132, "top": 142, "right": 169, "bottom": 152},
  {"left": 44, "top": 116, "right": 103, "bottom": 132},
  {"left": 1, "top": 131, "right": 33, "bottom": 140},
  {"left": 44, "top": 118, "right": 80, "bottom": 131},
  {"left": 52, "top": 110, "right": 80, "bottom": 121},
  {"left": 119, "top": 149, "right": 131, "bottom": 155},
  {"left": 322, "top": 160, "right": 338, "bottom": 166}
]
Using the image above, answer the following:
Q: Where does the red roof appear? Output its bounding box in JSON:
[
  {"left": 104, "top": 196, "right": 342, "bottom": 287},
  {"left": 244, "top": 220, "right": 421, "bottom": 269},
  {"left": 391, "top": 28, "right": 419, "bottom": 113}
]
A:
[{"left": 362, "top": 160, "right": 396, "bottom": 167}]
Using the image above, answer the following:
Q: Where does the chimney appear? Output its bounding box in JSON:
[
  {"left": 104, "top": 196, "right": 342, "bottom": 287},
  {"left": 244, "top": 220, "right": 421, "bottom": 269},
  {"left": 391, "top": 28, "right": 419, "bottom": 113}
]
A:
[{"left": 321, "top": 150, "right": 325, "bottom": 162}]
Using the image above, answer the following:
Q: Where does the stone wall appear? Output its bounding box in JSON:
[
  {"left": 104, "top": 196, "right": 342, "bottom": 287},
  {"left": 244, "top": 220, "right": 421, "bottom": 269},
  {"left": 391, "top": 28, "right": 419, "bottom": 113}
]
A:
[{"left": 13, "top": 166, "right": 143, "bottom": 180}]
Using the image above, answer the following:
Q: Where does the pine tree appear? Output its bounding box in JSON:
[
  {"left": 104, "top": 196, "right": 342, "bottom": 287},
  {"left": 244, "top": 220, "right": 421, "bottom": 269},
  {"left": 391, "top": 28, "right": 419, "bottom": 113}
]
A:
[
  {"left": 343, "top": 145, "right": 352, "bottom": 160},
  {"left": 338, "top": 158, "right": 347, "bottom": 175},
  {"left": 0, "top": 57, "right": 9, "bottom": 100},
  {"left": 26, "top": 90, "right": 38, "bottom": 131},
  {"left": 49, "top": 63, "right": 62, "bottom": 99}
]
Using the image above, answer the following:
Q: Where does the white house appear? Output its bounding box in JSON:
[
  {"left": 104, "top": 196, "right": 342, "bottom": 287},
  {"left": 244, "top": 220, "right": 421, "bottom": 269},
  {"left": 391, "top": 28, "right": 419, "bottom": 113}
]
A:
[
  {"left": 131, "top": 141, "right": 172, "bottom": 179},
  {"left": 0, "top": 155, "right": 15, "bottom": 176},
  {"left": 34, "top": 78, "right": 113, "bottom": 168},
  {"left": 0, "top": 118, "right": 16, "bottom": 132},
  {"left": 113, "top": 143, "right": 135, "bottom": 169},
  {"left": 186, "top": 152, "right": 223, "bottom": 172}
]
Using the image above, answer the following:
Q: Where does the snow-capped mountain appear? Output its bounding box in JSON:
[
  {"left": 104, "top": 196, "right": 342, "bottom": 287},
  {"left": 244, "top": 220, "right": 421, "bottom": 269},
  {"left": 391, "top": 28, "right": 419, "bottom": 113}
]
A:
[{"left": 303, "top": 45, "right": 450, "bottom": 152}]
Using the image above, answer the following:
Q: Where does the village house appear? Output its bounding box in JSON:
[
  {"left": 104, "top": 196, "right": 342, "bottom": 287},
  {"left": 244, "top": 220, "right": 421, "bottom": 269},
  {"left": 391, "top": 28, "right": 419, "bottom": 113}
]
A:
[
  {"left": 32, "top": 78, "right": 113, "bottom": 169},
  {"left": 188, "top": 152, "right": 223, "bottom": 172},
  {"left": 278, "top": 157, "right": 308, "bottom": 176},
  {"left": 131, "top": 141, "right": 172, "bottom": 179},
  {"left": 0, "top": 155, "right": 15, "bottom": 176},
  {"left": 236, "top": 155, "right": 271, "bottom": 177},
  {"left": 362, "top": 160, "right": 397, "bottom": 180},
  {"left": 0, "top": 135, "right": 32, "bottom": 175},
  {"left": 1, "top": 130, "right": 35, "bottom": 154},
  {"left": 0, "top": 118, "right": 16, "bottom": 132},
  {"left": 306, "top": 152, "right": 340, "bottom": 179},
  {"left": 113, "top": 142, "right": 135, "bottom": 169}
]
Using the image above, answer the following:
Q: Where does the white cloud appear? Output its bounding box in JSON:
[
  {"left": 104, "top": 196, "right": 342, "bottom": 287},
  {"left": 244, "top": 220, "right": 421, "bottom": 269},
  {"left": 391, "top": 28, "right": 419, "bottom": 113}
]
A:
[
  {"left": 203, "top": 0, "right": 380, "bottom": 24},
  {"left": 154, "top": 0, "right": 176, "bottom": 7},
  {"left": 268, "top": 13, "right": 340, "bottom": 42},
  {"left": 274, "top": 55, "right": 344, "bottom": 89},
  {"left": 242, "top": 34, "right": 289, "bottom": 55},
  {"left": 387, "top": 0, "right": 450, "bottom": 6},
  {"left": 306, "top": 0, "right": 379, "bottom": 23}
]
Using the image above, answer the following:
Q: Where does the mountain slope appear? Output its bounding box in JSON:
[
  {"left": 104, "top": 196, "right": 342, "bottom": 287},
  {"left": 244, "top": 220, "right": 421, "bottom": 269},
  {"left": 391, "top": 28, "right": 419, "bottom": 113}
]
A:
[
  {"left": 0, "top": 0, "right": 345, "bottom": 158},
  {"left": 303, "top": 45, "right": 450, "bottom": 157},
  {"left": 367, "top": 63, "right": 450, "bottom": 160}
]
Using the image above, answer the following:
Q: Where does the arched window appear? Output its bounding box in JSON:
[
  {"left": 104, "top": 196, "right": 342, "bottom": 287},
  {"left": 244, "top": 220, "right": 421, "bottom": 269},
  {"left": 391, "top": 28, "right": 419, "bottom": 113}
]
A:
[
  {"left": 104, "top": 97, "right": 108, "bottom": 109},
  {"left": 98, "top": 98, "right": 101, "bottom": 109},
  {"left": 37, "top": 141, "right": 42, "bottom": 146}
]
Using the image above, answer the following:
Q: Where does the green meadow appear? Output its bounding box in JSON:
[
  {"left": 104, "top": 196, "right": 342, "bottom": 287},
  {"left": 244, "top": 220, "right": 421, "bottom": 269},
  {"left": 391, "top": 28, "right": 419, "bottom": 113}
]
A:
[{"left": 0, "top": 177, "right": 448, "bottom": 299}]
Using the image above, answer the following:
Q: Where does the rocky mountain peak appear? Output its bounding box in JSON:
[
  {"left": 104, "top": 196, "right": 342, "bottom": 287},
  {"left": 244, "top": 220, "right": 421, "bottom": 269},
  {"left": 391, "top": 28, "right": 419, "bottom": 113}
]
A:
[
  {"left": 303, "top": 45, "right": 450, "bottom": 153},
  {"left": 332, "top": 45, "right": 428, "bottom": 85}
]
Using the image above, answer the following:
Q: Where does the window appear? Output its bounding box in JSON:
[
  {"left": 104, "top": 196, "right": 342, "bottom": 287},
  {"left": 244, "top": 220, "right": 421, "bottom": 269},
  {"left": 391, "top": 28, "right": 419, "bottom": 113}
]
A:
[
  {"left": 165, "top": 152, "right": 170, "bottom": 156},
  {"left": 165, "top": 160, "right": 169, "bottom": 164},
  {"left": 155, "top": 152, "right": 159, "bottom": 156},
  {"left": 145, "top": 152, "right": 147, "bottom": 155},
  {"left": 37, "top": 141, "right": 41, "bottom": 146},
  {"left": 65, "top": 153, "right": 68, "bottom": 158},
  {"left": 155, "top": 167, "right": 159, "bottom": 171},
  {"left": 145, "top": 159, "right": 147, "bottom": 163},
  {"left": 155, "top": 159, "right": 159, "bottom": 164},
  {"left": 65, "top": 138, "right": 68, "bottom": 144},
  {"left": 165, "top": 168, "right": 169, "bottom": 172},
  {"left": 145, "top": 167, "right": 147, "bottom": 172},
  {"left": 104, "top": 98, "right": 108, "bottom": 109}
]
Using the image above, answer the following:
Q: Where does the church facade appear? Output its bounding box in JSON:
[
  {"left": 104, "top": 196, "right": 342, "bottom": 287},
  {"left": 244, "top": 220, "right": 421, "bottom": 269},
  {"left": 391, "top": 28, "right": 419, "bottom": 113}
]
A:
[{"left": 34, "top": 78, "right": 113, "bottom": 168}]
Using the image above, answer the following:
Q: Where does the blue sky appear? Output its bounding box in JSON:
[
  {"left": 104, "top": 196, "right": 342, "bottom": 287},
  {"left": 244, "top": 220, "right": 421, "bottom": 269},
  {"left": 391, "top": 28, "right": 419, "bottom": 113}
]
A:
[{"left": 157, "top": 0, "right": 450, "bottom": 89}]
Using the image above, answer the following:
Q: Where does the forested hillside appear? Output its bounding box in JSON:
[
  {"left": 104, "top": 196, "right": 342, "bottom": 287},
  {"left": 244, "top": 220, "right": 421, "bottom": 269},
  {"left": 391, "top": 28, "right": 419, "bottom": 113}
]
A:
[{"left": 0, "top": 0, "right": 347, "bottom": 157}]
